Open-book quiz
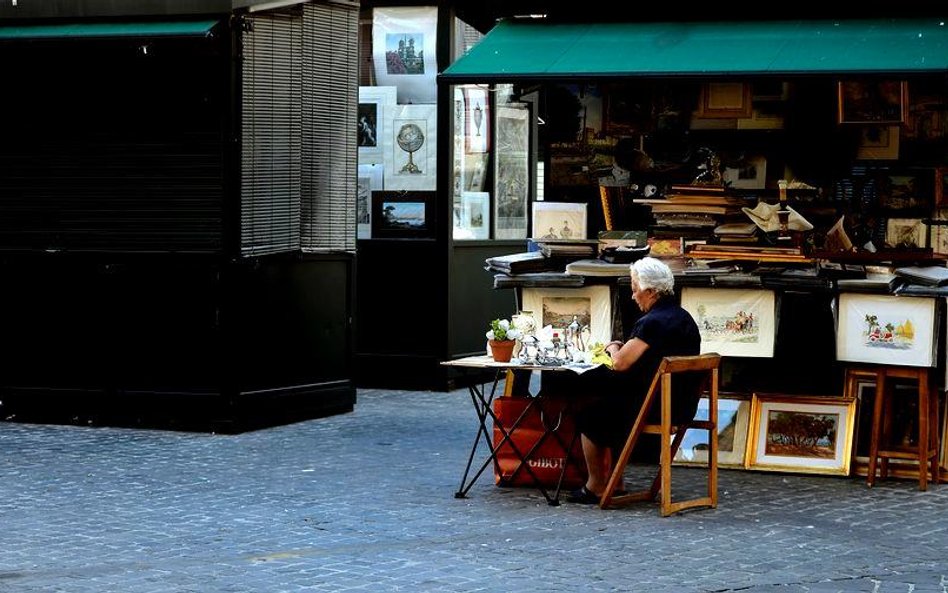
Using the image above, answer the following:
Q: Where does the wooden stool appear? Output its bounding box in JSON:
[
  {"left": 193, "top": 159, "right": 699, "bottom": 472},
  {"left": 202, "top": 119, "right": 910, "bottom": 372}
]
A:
[
  {"left": 844, "top": 365, "right": 939, "bottom": 490},
  {"left": 600, "top": 353, "right": 721, "bottom": 516}
]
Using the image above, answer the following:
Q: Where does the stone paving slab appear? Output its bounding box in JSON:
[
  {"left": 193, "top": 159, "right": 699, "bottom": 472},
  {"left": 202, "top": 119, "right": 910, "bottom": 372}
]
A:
[{"left": 0, "top": 387, "right": 947, "bottom": 592}]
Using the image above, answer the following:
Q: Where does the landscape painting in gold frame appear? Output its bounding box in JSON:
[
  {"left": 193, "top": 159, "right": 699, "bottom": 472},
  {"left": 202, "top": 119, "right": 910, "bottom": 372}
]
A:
[{"left": 745, "top": 394, "right": 856, "bottom": 476}]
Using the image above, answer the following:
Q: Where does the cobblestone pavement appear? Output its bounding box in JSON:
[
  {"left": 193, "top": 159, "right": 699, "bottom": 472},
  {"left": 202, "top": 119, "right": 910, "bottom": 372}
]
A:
[{"left": 2, "top": 386, "right": 948, "bottom": 592}]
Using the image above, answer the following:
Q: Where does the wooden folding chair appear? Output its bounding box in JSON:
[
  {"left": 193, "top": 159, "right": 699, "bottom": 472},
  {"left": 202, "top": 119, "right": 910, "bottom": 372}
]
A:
[{"left": 600, "top": 353, "right": 721, "bottom": 516}]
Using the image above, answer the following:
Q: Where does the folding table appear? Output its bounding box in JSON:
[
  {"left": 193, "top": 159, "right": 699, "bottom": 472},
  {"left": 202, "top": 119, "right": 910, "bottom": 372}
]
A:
[{"left": 441, "top": 355, "right": 595, "bottom": 506}]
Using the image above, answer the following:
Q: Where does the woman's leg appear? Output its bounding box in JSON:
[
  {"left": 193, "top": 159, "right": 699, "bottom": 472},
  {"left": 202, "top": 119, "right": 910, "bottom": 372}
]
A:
[{"left": 581, "top": 434, "right": 613, "bottom": 495}]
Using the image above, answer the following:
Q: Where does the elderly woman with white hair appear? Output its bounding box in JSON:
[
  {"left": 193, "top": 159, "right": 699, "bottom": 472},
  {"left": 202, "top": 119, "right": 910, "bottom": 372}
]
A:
[{"left": 565, "top": 256, "right": 701, "bottom": 504}]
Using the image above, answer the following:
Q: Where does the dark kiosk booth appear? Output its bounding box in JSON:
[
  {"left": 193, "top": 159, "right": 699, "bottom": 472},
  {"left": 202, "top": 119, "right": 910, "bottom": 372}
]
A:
[{"left": 0, "top": 0, "right": 358, "bottom": 432}]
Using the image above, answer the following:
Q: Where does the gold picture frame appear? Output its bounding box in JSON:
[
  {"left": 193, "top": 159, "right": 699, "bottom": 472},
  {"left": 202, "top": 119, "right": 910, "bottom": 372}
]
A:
[
  {"left": 837, "top": 80, "right": 907, "bottom": 124},
  {"left": 745, "top": 394, "right": 856, "bottom": 476}
]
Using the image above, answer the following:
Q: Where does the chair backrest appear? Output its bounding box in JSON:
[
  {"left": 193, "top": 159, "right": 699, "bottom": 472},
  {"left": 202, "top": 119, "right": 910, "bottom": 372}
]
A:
[{"left": 642, "top": 353, "right": 721, "bottom": 426}]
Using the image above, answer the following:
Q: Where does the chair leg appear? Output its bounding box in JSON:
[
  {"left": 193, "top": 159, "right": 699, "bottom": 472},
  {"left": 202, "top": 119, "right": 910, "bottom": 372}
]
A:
[
  {"left": 659, "top": 373, "right": 673, "bottom": 516},
  {"left": 600, "top": 386, "right": 658, "bottom": 509},
  {"left": 708, "top": 368, "right": 719, "bottom": 509}
]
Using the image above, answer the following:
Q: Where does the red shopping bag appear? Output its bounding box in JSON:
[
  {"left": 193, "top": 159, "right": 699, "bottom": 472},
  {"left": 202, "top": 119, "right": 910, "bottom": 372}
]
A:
[{"left": 492, "top": 395, "right": 587, "bottom": 489}]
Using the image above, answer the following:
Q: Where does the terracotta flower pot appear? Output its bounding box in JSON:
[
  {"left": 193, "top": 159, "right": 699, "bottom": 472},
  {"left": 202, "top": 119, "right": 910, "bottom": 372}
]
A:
[{"left": 488, "top": 339, "right": 516, "bottom": 363}]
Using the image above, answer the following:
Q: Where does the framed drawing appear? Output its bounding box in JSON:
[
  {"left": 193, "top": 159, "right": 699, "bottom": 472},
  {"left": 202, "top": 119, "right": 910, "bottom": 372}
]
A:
[
  {"left": 855, "top": 125, "right": 900, "bottom": 160},
  {"left": 371, "top": 6, "right": 437, "bottom": 104},
  {"left": 463, "top": 87, "right": 489, "bottom": 154},
  {"left": 697, "top": 82, "right": 752, "bottom": 119},
  {"left": 356, "top": 163, "right": 383, "bottom": 239},
  {"left": 521, "top": 285, "right": 613, "bottom": 348},
  {"left": 383, "top": 104, "right": 437, "bottom": 191},
  {"left": 838, "top": 80, "right": 907, "bottom": 124},
  {"left": 836, "top": 293, "right": 936, "bottom": 367},
  {"left": 885, "top": 217, "right": 927, "bottom": 248},
  {"left": 679, "top": 287, "right": 776, "bottom": 358},
  {"left": 494, "top": 150, "right": 529, "bottom": 240},
  {"left": 745, "top": 394, "right": 856, "bottom": 476},
  {"left": 531, "top": 202, "right": 587, "bottom": 241},
  {"left": 496, "top": 103, "right": 529, "bottom": 155},
  {"left": 674, "top": 395, "right": 750, "bottom": 468},
  {"left": 358, "top": 86, "right": 397, "bottom": 165},
  {"left": 371, "top": 190, "right": 435, "bottom": 239},
  {"left": 459, "top": 191, "right": 489, "bottom": 240}
]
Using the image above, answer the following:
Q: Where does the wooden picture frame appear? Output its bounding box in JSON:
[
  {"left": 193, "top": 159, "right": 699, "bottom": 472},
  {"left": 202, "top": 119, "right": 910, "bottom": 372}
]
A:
[
  {"left": 697, "top": 82, "right": 752, "bottom": 119},
  {"left": 837, "top": 80, "right": 907, "bottom": 124},
  {"left": 521, "top": 285, "right": 613, "bottom": 349},
  {"left": 680, "top": 287, "right": 776, "bottom": 358},
  {"left": 745, "top": 394, "right": 856, "bottom": 476},
  {"left": 371, "top": 190, "right": 436, "bottom": 239},
  {"left": 836, "top": 293, "right": 936, "bottom": 368},
  {"left": 674, "top": 394, "right": 751, "bottom": 468}
]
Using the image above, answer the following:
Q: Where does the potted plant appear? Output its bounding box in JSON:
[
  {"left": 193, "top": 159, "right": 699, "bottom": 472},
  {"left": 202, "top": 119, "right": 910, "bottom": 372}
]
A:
[{"left": 486, "top": 318, "right": 521, "bottom": 362}]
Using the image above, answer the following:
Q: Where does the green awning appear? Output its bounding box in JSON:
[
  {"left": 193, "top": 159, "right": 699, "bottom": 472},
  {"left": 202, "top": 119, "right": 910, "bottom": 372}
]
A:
[
  {"left": 441, "top": 18, "right": 948, "bottom": 81},
  {"left": 0, "top": 20, "right": 219, "bottom": 40}
]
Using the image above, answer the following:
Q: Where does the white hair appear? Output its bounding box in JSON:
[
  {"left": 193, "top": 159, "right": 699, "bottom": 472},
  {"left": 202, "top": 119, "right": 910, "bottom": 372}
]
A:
[{"left": 630, "top": 257, "right": 675, "bottom": 296}]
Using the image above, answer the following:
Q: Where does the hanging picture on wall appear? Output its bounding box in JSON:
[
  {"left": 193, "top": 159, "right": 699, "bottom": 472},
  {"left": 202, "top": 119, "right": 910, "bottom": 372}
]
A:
[
  {"left": 371, "top": 190, "right": 436, "bottom": 239},
  {"left": 838, "top": 80, "right": 907, "bottom": 124},
  {"left": 745, "top": 394, "right": 856, "bottom": 476},
  {"left": 680, "top": 288, "right": 776, "bottom": 358},
  {"left": 356, "top": 164, "right": 383, "bottom": 239},
  {"left": 358, "top": 86, "right": 397, "bottom": 165},
  {"left": 856, "top": 125, "right": 900, "bottom": 160},
  {"left": 836, "top": 293, "right": 936, "bottom": 367},
  {"left": 674, "top": 395, "right": 751, "bottom": 468},
  {"left": 372, "top": 7, "right": 438, "bottom": 104},
  {"left": 496, "top": 103, "right": 529, "bottom": 154},
  {"left": 464, "top": 87, "right": 489, "bottom": 153},
  {"left": 521, "top": 286, "right": 613, "bottom": 348},
  {"left": 383, "top": 104, "right": 437, "bottom": 191},
  {"left": 494, "top": 152, "right": 529, "bottom": 240},
  {"left": 459, "top": 191, "right": 490, "bottom": 240},
  {"left": 531, "top": 202, "right": 587, "bottom": 240}
]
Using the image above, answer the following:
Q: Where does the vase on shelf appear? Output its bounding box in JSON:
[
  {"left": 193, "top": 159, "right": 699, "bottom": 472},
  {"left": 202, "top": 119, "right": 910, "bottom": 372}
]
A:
[{"left": 488, "top": 339, "right": 516, "bottom": 363}]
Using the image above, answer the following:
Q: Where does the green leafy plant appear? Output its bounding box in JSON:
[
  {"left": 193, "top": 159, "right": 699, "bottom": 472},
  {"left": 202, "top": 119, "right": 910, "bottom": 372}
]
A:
[{"left": 486, "top": 318, "right": 521, "bottom": 342}]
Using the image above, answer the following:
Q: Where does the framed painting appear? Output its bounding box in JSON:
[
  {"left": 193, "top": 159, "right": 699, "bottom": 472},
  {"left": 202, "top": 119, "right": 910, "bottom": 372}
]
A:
[
  {"left": 745, "top": 394, "right": 856, "bottom": 476},
  {"left": 680, "top": 287, "right": 776, "bottom": 358},
  {"left": 697, "top": 82, "right": 752, "bottom": 119},
  {"left": 459, "top": 191, "right": 489, "bottom": 240},
  {"left": 383, "top": 104, "right": 437, "bottom": 191},
  {"left": 521, "top": 286, "right": 613, "bottom": 349},
  {"left": 837, "top": 293, "right": 936, "bottom": 367},
  {"left": 371, "top": 190, "right": 435, "bottom": 239},
  {"left": 838, "top": 80, "right": 907, "bottom": 124},
  {"left": 674, "top": 394, "right": 751, "bottom": 468},
  {"left": 531, "top": 202, "right": 587, "bottom": 241},
  {"left": 357, "top": 86, "right": 397, "bottom": 165}
]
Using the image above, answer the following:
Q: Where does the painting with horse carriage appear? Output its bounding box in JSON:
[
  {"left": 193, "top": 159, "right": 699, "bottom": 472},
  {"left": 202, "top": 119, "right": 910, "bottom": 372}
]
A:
[{"left": 680, "top": 288, "right": 776, "bottom": 357}]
